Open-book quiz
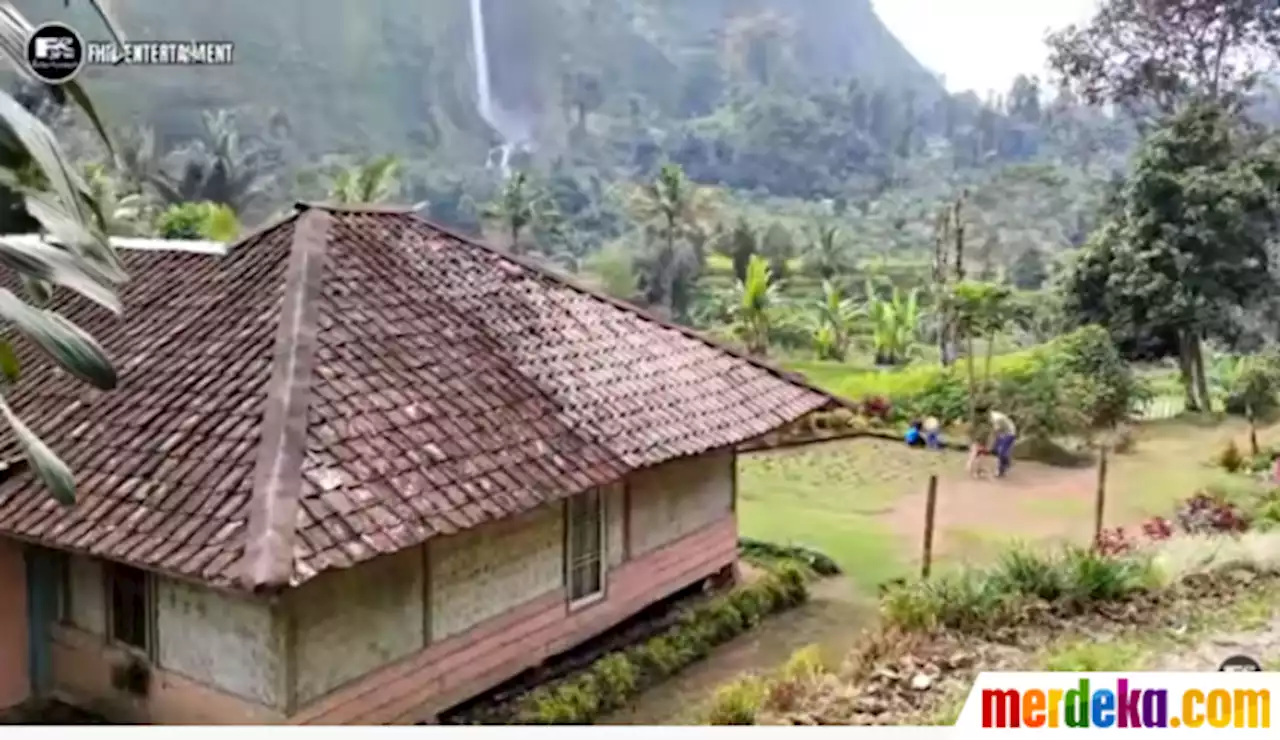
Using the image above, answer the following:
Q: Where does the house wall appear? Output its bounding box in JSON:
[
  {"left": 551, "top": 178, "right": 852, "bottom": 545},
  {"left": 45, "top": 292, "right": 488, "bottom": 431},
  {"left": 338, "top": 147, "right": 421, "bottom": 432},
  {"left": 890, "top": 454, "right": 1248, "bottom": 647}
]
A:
[
  {"left": 292, "top": 548, "right": 425, "bottom": 705},
  {"left": 0, "top": 539, "right": 29, "bottom": 709},
  {"left": 288, "top": 454, "right": 738, "bottom": 725},
  {"left": 628, "top": 452, "right": 734, "bottom": 556},
  {"left": 50, "top": 556, "right": 286, "bottom": 724}
]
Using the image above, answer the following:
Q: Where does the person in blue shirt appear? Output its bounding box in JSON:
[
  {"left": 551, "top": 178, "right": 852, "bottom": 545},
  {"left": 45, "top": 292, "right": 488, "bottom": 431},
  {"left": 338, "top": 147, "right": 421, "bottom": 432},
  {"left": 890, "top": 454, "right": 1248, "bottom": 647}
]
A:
[{"left": 905, "top": 419, "right": 924, "bottom": 447}]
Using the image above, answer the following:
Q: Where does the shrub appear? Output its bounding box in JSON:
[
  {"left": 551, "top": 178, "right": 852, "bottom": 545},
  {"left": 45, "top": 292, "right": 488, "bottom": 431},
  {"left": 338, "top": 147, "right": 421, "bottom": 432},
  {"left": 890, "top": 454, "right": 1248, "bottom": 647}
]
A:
[
  {"left": 860, "top": 394, "right": 894, "bottom": 422},
  {"left": 1176, "top": 492, "right": 1250, "bottom": 535},
  {"left": 509, "top": 568, "right": 810, "bottom": 725},
  {"left": 707, "top": 677, "right": 765, "bottom": 725},
  {"left": 1059, "top": 547, "right": 1152, "bottom": 604},
  {"left": 881, "top": 547, "right": 1153, "bottom": 632},
  {"left": 1217, "top": 441, "right": 1245, "bottom": 473},
  {"left": 992, "top": 546, "right": 1066, "bottom": 601},
  {"left": 880, "top": 570, "right": 1019, "bottom": 632}
]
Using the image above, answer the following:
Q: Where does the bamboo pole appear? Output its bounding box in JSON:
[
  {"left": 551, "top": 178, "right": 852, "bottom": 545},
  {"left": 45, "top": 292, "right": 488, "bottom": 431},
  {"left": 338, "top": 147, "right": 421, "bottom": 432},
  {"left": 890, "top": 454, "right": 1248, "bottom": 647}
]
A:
[{"left": 921, "top": 475, "right": 939, "bottom": 579}]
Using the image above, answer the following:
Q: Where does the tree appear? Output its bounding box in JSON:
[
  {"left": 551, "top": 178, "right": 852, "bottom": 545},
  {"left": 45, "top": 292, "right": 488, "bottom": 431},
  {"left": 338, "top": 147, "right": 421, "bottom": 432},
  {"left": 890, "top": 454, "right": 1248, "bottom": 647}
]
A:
[
  {"left": 81, "top": 163, "right": 151, "bottom": 236},
  {"left": 1009, "top": 248, "right": 1048, "bottom": 290},
  {"left": 150, "top": 109, "right": 276, "bottom": 215},
  {"left": 865, "top": 279, "right": 921, "bottom": 366},
  {"left": 1046, "top": 0, "right": 1280, "bottom": 115},
  {"left": 1059, "top": 102, "right": 1280, "bottom": 411},
  {"left": 326, "top": 155, "right": 401, "bottom": 204},
  {"left": 0, "top": 2, "right": 129, "bottom": 503},
  {"left": 628, "top": 163, "right": 716, "bottom": 319},
  {"left": 802, "top": 223, "right": 853, "bottom": 281},
  {"left": 809, "top": 280, "right": 860, "bottom": 361},
  {"left": 724, "top": 255, "right": 779, "bottom": 356},
  {"left": 155, "top": 202, "right": 242, "bottom": 242},
  {"left": 948, "top": 281, "right": 1013, "bottom": 420},
  {"left": 483, "top": 171, "right": 546, "bottom": 255},
  {"left": 712, "top": 217, "right": 759, "bottom": 283}
]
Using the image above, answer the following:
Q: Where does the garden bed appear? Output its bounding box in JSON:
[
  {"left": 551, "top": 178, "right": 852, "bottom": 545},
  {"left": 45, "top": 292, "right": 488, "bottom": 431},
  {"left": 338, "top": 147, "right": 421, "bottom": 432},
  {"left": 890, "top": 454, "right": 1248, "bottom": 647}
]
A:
[
  {"left": 705, "top": 486, "right": 1280, "bottom": 725},
  {"left": 442, "top": 564, "right": 811, "bottom": 725}
]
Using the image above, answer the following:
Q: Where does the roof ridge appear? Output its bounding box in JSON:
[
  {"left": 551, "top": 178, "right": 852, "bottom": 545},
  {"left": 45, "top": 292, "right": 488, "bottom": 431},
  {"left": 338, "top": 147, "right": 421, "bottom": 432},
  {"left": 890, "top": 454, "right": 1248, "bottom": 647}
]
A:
[
  {"left": 237, "top": 208, "right": 334, "bottom": 591},
  {"left": 404, "top": 211, "right": 853, "bottom": 412}
]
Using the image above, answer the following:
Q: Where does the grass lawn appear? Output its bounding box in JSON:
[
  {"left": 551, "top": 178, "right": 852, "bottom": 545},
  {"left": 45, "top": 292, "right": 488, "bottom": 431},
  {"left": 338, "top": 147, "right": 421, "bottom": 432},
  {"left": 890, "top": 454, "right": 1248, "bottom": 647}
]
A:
[
  {"left": 736, "top": 417, "right": 1279, "bottom": 599},
  {"left": 737, "top": 438, "right": 939, "bottom": 592}
]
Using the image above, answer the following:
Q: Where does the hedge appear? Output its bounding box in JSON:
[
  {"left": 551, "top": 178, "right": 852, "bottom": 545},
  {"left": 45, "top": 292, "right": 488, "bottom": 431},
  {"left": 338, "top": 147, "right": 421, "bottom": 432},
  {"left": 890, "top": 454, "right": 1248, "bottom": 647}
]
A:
[
  {"left": 738, "top": 537, "right": 842, "bottom": 576},
  {"left": 509, "top": 564, "right": 810, "bottom": 724}
]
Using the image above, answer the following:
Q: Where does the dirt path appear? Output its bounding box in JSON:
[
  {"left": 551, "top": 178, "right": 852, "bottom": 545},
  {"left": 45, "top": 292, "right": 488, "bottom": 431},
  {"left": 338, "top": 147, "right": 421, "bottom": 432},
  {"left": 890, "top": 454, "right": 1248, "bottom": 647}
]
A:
[
  {"left": 880, "top": 421, "right": 1275, "bottom": 567},
  {"left": 600, "top": 576, "right": 874, "bottom": 725}
]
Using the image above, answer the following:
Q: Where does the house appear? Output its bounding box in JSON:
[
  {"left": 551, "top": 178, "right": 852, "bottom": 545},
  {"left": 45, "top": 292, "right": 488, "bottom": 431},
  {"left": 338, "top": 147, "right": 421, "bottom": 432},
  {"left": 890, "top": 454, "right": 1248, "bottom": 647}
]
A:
[{"left": 0, "top": 203, "right": 846, "bottom": 724}]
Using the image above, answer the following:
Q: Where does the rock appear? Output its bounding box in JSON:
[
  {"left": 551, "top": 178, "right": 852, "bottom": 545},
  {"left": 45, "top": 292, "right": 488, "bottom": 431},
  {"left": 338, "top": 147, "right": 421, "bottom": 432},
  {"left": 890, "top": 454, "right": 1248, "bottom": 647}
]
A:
[{"left": 910, "top": 673, "right": 934, "bottom": 691}]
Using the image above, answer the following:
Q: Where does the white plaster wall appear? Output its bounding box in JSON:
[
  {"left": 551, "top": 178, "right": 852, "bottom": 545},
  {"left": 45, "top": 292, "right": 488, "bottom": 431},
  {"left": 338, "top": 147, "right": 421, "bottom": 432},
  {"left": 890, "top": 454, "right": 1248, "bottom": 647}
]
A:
[
  {"left": 430, "top": 504, "right": 564, "bottom": 641},
  {"left": 605, "top": 483, "right": 625, "bottom": 568},
  {"left": 155, "top": 578, "right": 286, "bottom": 708},
  {"left": 66, "top": 556, "right": 104, "bottom": 636},
  {"left": 292, "top": 548, "right": 425, "bottom": 704},
  {"left": 627, "top": 452, "right": 733, "bottom": 556}
]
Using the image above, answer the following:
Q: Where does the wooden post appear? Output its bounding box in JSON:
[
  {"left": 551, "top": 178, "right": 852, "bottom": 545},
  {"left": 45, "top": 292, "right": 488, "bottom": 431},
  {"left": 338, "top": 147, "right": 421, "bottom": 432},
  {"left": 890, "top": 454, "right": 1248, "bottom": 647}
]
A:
[
  {"left": 921, "top": 475, "right": 939, "bottom": 579},
  {"left": 1093, "top": 447, "right": 1108, "bottom": 546}
]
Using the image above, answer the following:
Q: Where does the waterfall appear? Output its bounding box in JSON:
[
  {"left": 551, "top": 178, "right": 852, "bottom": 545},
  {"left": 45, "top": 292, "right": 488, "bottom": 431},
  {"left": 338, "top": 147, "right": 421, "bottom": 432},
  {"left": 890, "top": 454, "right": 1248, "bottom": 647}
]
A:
[
  {"left": 468, "top": 0, "right": 495, "bottom": 126},
  {"left": 468, "top": 0, "right": 515, "bottom": 178}
]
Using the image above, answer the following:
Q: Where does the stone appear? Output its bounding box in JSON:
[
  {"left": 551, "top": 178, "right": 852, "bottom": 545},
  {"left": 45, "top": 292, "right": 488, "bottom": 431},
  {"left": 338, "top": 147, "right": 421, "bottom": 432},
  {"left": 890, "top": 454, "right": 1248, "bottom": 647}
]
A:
[{"left": 910, "top": 673, "right": 934, "bottom": 691}]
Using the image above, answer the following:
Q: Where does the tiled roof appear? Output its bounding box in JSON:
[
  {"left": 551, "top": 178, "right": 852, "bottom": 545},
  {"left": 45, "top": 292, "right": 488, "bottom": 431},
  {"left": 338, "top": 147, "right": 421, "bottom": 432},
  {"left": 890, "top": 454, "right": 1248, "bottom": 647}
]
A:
[{"left": 0, "top": 204, "right": 839, "bottom": 590}]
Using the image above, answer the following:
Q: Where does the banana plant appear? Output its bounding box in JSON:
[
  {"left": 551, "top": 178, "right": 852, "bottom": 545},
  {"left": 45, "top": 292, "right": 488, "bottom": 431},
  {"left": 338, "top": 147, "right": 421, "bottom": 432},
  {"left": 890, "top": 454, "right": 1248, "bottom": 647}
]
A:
[
  {"left": 865, "top": 279, "right": 920, "bottom": 365},
  {"left": 725, "top": 254, "right": 779, "bottom": 356},
  {"left": 809, "top": 280, "right": 860, "bottom": 360}
]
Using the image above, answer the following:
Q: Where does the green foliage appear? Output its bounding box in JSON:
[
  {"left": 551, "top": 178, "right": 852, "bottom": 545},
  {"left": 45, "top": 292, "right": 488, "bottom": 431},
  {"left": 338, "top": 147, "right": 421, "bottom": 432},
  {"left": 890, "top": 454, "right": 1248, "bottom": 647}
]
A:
[
  {"left": 155, "top": 201, "right": 242, "bottom": 242},
  {"left": 326, "top": 155, "right": 401, "bottom": 204},
  {"left": 865, "top": 279, "right": 921, "bottom": 366},
  {"left": 723, "top": 254, "right": 780, "bottom": 356},
  {"left": 0, "top": 0, "right": 132, "bottom": 504},
  {"left": 1217, "top": 441, "right": 1245, "bottom": 473},
  {"left": 512, "top": 568, "right": 809, "bottom": 724},
  {"left": 739, "top": 537, "right": 842, "bottom": 576},
  {"left": 707, "top": 677, "right": 766, "bottom": 725},
  {"left": 880, "top": 546, "right": 1153, "bottom": 632}
]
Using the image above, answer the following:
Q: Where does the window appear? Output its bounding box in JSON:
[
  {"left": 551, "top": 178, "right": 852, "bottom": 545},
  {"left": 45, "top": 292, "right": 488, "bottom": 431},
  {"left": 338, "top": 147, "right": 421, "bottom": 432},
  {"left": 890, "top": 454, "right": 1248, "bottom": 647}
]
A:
[
  {"left": 566, "top": 489, "right": 605, "bottom": 604},
  {"left": 107, "top": 564, "right": 151, "bottom": 653}
]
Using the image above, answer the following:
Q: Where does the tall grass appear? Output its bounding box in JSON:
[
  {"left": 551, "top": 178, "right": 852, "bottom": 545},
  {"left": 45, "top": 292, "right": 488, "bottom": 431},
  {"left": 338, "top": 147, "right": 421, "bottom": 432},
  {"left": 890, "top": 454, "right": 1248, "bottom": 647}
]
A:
[{"left": 880, "top": 546, "right": 1155, "bottom": 632}]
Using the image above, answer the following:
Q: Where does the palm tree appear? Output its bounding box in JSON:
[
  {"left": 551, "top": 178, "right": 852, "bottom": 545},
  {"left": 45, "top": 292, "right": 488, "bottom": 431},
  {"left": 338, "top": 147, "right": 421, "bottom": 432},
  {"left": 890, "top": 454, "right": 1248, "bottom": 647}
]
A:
[
  {"left": 803, "top": 223, "right": 852, "bottom": 280},
  {"left": 326, "top": 155, "right": 402, "bottom": 204},
  {"left": 628, "top": 163, "right": 716, "bottom": 316},
  {"left": 725, "top": 255, "right": 779, "bottom": 356},
  {"left": 0, "top": 2, "right": 129, "bottom": 502},
  {"left": 483, "top": 172, "right": 547, "bottom": 255},
  {"left": 150, "top": 109, "right": 276, "bottom": 214}
]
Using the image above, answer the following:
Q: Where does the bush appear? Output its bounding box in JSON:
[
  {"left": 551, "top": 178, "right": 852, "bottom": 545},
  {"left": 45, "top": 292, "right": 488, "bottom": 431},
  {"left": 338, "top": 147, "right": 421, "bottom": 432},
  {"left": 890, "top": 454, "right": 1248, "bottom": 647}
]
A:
[
  {"left": 739, "top": 537, "right": 842, "bottom": 576},
  {"left": 881, "top": 547, "right": 1153, "bottom": 632},
  {"left": 511, "top": 568, "right": 810, "bottom": 724},
  {"left": 1217, "top": 441, "right": 1245, "bottom": 473},
  {"left": 1176, "top": 492, "right": 1250, "bottom": 534},
  {"left": 707, "top": 678, "right": 765, "bottom": 725}
]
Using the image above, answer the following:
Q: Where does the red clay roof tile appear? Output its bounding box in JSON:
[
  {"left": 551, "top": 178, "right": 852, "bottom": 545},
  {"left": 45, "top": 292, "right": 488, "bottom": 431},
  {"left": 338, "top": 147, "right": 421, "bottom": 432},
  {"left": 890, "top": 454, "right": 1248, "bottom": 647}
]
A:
[{"left": 0, "top": 204, "right": 839, "bottom": 590}]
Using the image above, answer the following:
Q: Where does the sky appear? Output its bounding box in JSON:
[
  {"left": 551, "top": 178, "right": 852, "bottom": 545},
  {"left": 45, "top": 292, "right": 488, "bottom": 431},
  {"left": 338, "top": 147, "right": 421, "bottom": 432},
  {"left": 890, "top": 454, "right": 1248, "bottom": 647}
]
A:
[{"left": 872, "top": 0, "right": 1102, "bottom": 96}]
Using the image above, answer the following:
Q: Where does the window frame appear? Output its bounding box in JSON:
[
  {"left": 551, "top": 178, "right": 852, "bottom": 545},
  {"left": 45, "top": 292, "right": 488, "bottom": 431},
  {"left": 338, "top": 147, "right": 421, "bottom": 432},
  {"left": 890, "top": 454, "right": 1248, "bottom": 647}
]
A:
[
  {"left": 565, "top": 488, "right": 606, "bottom": 609},
  {"left": 105, "top": 563, "right": 153, "bottom": 657}
]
